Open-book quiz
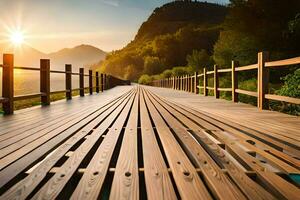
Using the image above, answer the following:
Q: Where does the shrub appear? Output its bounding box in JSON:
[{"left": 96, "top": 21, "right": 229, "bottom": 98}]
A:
[{"left": 138, "top": 74, "right": 153, "bottom": 85}]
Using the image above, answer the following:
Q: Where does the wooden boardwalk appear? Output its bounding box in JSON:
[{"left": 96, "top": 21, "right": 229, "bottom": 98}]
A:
[{"left": 0, "top": 85, "right": 299, "bottom": 200}]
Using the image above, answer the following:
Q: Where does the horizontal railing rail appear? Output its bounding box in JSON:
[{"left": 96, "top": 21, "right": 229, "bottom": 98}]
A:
[
  {"left": 0, "top": 54, "right": 130, "bottom": 115},
  {"left": 151, "top": 51, "right": 300, "bottom": 111}
]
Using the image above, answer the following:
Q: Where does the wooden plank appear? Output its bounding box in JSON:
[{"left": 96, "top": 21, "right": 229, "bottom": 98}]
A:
[
  {"left": 0, "top": 87, "right": 133, "bottom": 188},
  {"left": 147, "top": 90, "right": 300, "bottom": 168},
  {"left": 69, "top": 90, "right": 136, "bottom": 199},
  {"left": 142, "top": 88, "right": 212, "bottom": 200},
  {"left": 211, "top": 130, "right": 300, "bottom": 200},
  {"left": 232, "top": 61, "right": 239, "bottom": 102},
  {"left": 0, "top": 90, "right": 134, "bottom": 199},
  {"left": 0, "top": 101, "right": 123, "bottom": 167},
  {"left": 40, "top": 59, "right": 50, "bottom": 105},
  {"left": 258, "top": 52, "right": 269, "bottom": 110},
  {"left": 109, "top": 88, "right": 139, "bottom": 200},
  {"left": 2, "top": 54, "right": 14, "bottom": 114},
  {"left": 218, "top": 88, "right": 232, "bottom": 92},
  {"left": 235, "top": 64, "right": 257, "bottom": 71},
  {"left": 148, "top": 90, "right": 275, "bottom": 200},
  {"left": 214, "top": 65, "right": 219, "bottom": 98},
  {"left": 265, "top": 56, "right": 300, "bottom": 67},
  {"left": 32, "top": 90, "right": 136, "bottom": 200},
  {"left": 12, "top": 93, "right": 42, "bottom": 101},
  {"left": 0, "top": 93, "right": 134, "bottom": 147},
  {"left": 218, "top": 68, "right": 231, "bottom": 73},
  {"left": 146, "top": 90, "right": 249, "bottom": 200},
  {"left": 235, "top": 89, "right": 258, "bottom": 97},
  {"left": 0, "top": 95, "right": 120, "bottom": 154},
  {"left": 265, "top": 94, "right": 300, "bottom": 105},
  {"left": 139, "top": 88, "right": 177, "bottom": 200}
]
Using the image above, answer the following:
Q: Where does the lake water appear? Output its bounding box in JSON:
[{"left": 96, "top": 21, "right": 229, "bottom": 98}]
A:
[{"left": 0, "top": 69, "right": 92, "bottom": 96}]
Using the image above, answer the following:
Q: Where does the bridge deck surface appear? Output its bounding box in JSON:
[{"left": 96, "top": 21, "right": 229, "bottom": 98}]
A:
[{"left": 0, "top": 85, "right": 299, "bottom": 200}]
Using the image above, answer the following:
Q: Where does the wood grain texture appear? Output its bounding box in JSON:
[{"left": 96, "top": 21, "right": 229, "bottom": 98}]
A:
[
  {"left": 70, "top": 91, "right": 136, "bottom": 199},
  {"left": 0, "top": 85, "right": 299, "bottom": 200},
  {"left": 109, "top": 89, "right": 139, "bottom": 200},
  {"left": 140, "top": 89, "right": 177, "bottom": 200}
]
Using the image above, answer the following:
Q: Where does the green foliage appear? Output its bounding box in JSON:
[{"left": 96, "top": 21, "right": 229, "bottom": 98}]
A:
[
  {"left": 95, "top": 1, "right": 227, "bottom": 81},
  {"left": 138, "top": 74, "right": 153, "bottom": 85},
  {"left": 213, "top": 31, "right": 258, "bottom": 67},
  {"left": 276, "top": 68, "right": 300, "bottom": 98},
  {"left": 143, "top": 56, "right": 164, "bottom": 75},
  {"left": 161, "top": 69, "right": 173, "bottom": 78},
  {"left": 270, "top": 69, "right": 300, "bottom": 115},
  {"left": 214, "top": 0, "right": 300, "bottom": 67},
  {"left": 237, "top": 78, "right": 257, "bottom": 105},
  {"left": 187, "top": 50, "right": 213, "bottom": 71}
]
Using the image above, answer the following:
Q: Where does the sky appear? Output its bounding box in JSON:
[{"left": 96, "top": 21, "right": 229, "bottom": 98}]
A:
[{"left": 0, "top": 0, "right": 229, "bottom": 53}]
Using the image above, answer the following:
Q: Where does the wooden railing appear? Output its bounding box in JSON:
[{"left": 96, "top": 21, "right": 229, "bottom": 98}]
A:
[
  {"left": 151, "top": 51, "right": 300, "bottom": 110},
  {"left": 0, "top": 54, "right": 130, "bottom": 115}
]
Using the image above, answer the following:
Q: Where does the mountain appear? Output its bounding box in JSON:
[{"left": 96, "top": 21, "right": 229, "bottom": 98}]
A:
[
  {"left": 99, "top": 1, "right": 228, "bottom": 80},
  {"left": 0, "top": 43, "right": 45, "bottom": 67},
  {"left": 48, "top": 44, "right": 106, "bottom": 72},
  {"left": 0, "top": 44, "right": 106, "bottom": 72},
  {"left": 135, "top": 1, "right": 228, "bottom": 42}
]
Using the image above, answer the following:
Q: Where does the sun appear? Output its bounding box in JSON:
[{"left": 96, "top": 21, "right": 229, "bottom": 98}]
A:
[{"left": 10, "top": 31, "right": 25, "bottom": 45}]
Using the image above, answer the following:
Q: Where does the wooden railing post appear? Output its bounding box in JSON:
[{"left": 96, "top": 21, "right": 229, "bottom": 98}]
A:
[
  {"left": 2, "top": 54, "right": 14, "bottom": 114},
  {"left": 103, "top": 74, "right": 107, "bottom": 90},
  {"left": 65, "top": 64, "right": 72, "bottom": 100},
  {"left": 100, "top": 73, "right": 104, "bottom": 92},
  {"left": 89, "top": 70, "right": 93, "bottom": 94},
  {"left": 96, "top": 72, "right": 99, "bottom": 93},
  {"left": 194, "top": 72, "right": 199, "bottom": 94},
  {"left": 40, "top": 59, "right": 50, "bottom": 105},
  {"left": 179, "top": 76, "right": 181, "bottom": 90},
  {"left": 181, "top": 76, "right": 183, "bottom": 91},
  {"left": 174, "top": 77, "right": 176, "bottom": 89},
  {"left": 214, "top": 65, "right": 219, "bottom": 99},
  {"left": 188, "top": 75, "right": 190, "bottom": 92},
  {"left": 258, "top": 51, "right": 270, "bottom": 110},
  {"left": 191, "top": 75, "right": 193, "bottom": 93},
  {"left": 183, "top": 76, "right": 186, "bottom": 91},
  {"left": 79, "top": 68, "right": 84, "bottom": 97},
  {"left": 185, "top": 75, "right": 188, "bottom": 91},
  {"left": 232, "top": 61, "right": 238, "bottom": 102},
  {"left": 203, "top": 68, "right": 207, "bottom": 96}
]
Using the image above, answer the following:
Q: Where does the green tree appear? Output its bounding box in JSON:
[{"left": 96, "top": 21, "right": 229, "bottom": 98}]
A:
[
  {"left": 138, "top": 74, "right": 153, "bottom": 85},
  {"left": 214, "top": 0, "right": 300, "bottom": 67},
  {"left": 187, "top": 49, "right": 212, "bottom": 71},
  {"left": 143, "top": 56, "right": 164, "bottom": 75}
]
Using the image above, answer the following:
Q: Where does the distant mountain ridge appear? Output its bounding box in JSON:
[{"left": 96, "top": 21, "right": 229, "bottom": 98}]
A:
[{"left": 0, "top": 44, "right": 107, "bottom": 72}]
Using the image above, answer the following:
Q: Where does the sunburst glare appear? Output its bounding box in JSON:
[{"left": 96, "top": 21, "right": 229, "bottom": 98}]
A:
[{"left": 10, "top": 31, "right": 24, "bottom": 45}]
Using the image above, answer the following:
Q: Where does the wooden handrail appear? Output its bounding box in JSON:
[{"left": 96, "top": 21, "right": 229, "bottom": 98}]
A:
[
  {"left": 152, "top": 52, "right": 300, "bottom": 112},
  {"left": 0, "top": 54, "right": 130, "bottom": 115},
  {"left": 265, "top": 94, "right": 300, "bottom": 105},
  {"left": 218, "top": 68, "right": 231, "bottom": 73},
  {"left": 235, "top": 64, "right": 257, "bottom": 71},
  {"left": 266, "top": 56, "right": 300, "bottom": 67},
  {"left": 218, "top": 88, "right": 232, "bottom": 92},
  {"left": 235, "top": 89, "right": 258, "bottom": 97}
]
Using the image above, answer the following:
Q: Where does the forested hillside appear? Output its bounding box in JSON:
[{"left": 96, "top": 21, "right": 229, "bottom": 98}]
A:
[{"left": 96, "top": 1, "right": 227, "bottom": 80}]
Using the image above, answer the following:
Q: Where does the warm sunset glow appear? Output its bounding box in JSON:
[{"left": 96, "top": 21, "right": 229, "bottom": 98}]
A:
[{"left": 10, "top": 31, "right": 24, "bottom": 45}]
